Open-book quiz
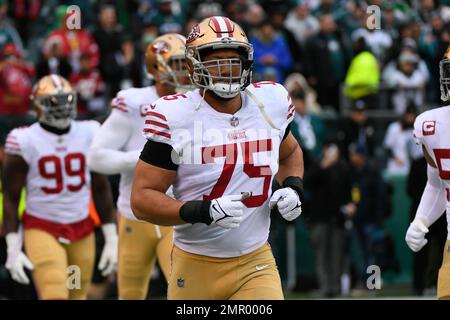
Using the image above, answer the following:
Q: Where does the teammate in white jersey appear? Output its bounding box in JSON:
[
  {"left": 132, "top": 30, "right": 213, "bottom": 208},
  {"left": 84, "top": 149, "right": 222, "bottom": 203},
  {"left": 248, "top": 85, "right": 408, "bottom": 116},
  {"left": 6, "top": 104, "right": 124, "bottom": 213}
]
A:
[
  {"left": 131, "top": 16, "right": 304, "bottom": 300},
  {"left": 2, "top": 75, "right": 117, "bottom": 300},
  {"left": 405, "top": 48, "right": 450, "bottom": 299},
  {"left": 88, "top": 34, "right": 192, "bottom": 299}
]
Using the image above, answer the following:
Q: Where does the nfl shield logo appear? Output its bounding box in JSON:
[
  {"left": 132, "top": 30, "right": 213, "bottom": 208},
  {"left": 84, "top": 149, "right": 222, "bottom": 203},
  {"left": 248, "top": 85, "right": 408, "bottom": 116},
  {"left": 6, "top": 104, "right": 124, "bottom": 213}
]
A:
[
  {"left": 230, "top": 116, "right": 239, "bottom": 127},
  {"left": 177, "top": 278, "right": 185, "bottom": 288}
]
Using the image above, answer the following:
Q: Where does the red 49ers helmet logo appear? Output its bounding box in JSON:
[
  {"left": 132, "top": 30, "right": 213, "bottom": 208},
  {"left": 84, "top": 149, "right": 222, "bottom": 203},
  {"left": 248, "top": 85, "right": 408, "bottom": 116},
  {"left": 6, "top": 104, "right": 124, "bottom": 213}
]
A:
[
  {"left": 422, "top": 121, "right": 436, "bottom": 136},
  {"left": 151, "top": 40, "right": 170, "bottom": 54}
]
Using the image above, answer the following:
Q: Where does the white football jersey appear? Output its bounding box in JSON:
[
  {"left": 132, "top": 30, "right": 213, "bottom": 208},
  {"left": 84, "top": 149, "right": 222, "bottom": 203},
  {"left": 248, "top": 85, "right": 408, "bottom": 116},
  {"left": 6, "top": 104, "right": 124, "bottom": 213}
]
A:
[
  {"left": 5, "top": 121, "right": 100, "bottom": 224},
  {"left": 111, "top": 86, "right": 160, "bottom": 219},
  {"left": 143, "top": 81, "right": 295, "bottom": 257},
  {"left": 413, "top": 106, "right": 450, "bottom": 237}
]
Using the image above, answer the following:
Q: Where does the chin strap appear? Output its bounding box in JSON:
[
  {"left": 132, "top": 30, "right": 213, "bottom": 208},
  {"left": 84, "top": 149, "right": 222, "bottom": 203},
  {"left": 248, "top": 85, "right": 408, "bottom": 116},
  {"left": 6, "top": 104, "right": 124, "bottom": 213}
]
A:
[
  {"left": 245, "top": 88, "right": 279, "bottom": 130},
  {"left": 194, "top": 89, "right": 207, "bottom": 111}
]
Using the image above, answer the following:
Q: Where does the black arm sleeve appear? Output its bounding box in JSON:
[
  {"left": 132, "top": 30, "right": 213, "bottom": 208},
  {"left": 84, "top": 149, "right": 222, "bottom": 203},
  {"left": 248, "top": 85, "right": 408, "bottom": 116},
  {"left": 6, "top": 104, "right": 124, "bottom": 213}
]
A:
[
  {"left": 139, "top": 140, "right": 179, "bottom": 171},
  {"left": 283, "top": 123, "right": 292, "bottom": 141}
]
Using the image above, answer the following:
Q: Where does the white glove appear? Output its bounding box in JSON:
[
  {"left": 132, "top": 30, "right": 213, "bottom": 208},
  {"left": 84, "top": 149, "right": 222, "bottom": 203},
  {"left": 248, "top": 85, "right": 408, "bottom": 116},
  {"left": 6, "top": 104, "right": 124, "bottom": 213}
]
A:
[
  {"left": 5, "top": 232, "right": 34, "bottom": 285},
  {"left": 210, "top": 194, "right": 245, "bottom": 229},
  {"left": 269, "top": 188, "right": 302, "bottom": 221},
  {"left": 405, "top": 219, "right": 429, "bottom": 252},
  {"left": 98, "top": 223, "right": 118, "bottom": 276}
]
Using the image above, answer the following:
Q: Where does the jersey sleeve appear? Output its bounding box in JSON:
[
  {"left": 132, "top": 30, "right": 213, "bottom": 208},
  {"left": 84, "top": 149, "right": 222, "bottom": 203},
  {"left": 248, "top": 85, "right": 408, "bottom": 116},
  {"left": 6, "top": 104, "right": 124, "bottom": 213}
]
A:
[
  {"left": 111, "top": 91, "right": 132, "bottom": 116},
  {"left": 4, "top": 128, "right": 27, "bottom": 160},
  {"left": 88, "top": 111, "right": 139, "bottom": 174},
  {"left": 413, "top": 112, "right": 434, "bottom": 146},
  {"left": 142, "top": 98, "right": 174, "bottom": 147},
  {"left": 85, "top": 120, "right": 101, "bottom": 142},
  {"left": 413, "top": 116, "right": 424, "bottom": 146}
]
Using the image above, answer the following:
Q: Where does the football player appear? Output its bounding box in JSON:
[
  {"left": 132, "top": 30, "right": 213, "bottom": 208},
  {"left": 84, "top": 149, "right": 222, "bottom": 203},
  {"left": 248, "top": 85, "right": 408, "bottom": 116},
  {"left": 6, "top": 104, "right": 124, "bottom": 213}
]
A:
[
  {"left": 88, "top": 33, "right": 191, "bottom": 300},
  {"left": 2, "top": 75, "right": 117, "bottom": 300},
  {"left": 405, "top": 48, "right": 450, "bottom": 300},
  {"left": 131, "top": 16, "right": 304, "bottom": 300}
]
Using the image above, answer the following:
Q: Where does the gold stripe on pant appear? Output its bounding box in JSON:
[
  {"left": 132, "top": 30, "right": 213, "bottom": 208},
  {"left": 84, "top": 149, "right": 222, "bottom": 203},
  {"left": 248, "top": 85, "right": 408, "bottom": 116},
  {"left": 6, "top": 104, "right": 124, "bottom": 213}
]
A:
[
  {"left": 24, "top": 229, "right": 95, "bottom": 300},
  {"left": 168, "top": 242, "right": 284, "bottom": 300},
  {"left": 118, "top": 214, "right": 173, "bottom": 299}
]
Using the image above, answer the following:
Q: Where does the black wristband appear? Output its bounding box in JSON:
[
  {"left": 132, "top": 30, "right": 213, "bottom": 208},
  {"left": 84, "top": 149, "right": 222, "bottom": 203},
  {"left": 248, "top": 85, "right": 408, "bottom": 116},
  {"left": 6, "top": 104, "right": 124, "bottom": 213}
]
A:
[
  {"left": 282, "top": 176, "right": 304, "bottom": 200},
  {"left": 179, "top": 200, "right": 212, "bottom": 225}
]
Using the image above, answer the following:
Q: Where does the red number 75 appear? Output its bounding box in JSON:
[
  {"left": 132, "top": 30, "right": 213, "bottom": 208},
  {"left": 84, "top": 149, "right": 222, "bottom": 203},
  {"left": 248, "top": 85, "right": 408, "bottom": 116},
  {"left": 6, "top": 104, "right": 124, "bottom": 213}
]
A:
[{"left": 202, "top": 139, "right": 272, "bottom": 208}]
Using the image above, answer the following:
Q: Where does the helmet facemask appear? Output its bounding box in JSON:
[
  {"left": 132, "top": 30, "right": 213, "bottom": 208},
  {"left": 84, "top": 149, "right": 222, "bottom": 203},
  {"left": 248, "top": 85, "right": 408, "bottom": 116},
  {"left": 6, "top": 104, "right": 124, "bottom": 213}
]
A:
[
  {"left": 440, "top": 58, "right": 450, "bottom": 102},
  {"left": 34, "top": 92, "right": 77, "bottom": 129},
  {"left": 157, "top": 54, "right": 195, "bottom": 93},
  {"left": 186, "top": 44, "right": 253, "bottom": 99}
]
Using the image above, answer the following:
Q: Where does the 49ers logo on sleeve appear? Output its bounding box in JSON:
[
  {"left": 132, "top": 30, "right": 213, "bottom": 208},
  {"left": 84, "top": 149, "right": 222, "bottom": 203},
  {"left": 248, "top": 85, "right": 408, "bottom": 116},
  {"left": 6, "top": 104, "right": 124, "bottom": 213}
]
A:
[{"left": 422, "top": 121, "right": 436, "bottom": 136}]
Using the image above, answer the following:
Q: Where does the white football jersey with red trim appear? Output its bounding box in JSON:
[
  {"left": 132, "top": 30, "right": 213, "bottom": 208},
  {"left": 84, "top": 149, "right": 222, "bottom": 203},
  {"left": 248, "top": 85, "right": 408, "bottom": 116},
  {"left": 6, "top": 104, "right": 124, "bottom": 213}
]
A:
[
  {"left": 5, "top": 121, "right": 99, "bottom": 224},
  {"left": 143, "top": 81, "right": 294, "bottom": 257},
  {"left": 413, "top": 106, "right": 450, "bottom": 235},
  {"left": 111, "top": 86, "right": 160, "bottom": 219}
]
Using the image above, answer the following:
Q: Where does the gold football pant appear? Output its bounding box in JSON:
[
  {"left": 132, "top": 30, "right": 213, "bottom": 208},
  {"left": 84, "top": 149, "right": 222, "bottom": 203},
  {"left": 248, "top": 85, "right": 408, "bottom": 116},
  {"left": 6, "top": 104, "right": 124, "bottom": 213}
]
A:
[
  {"left": 118, "top": 214, "right": 173, "bottom": 299},
  {"left": 168, "top": 242, "right": 284, "bottom": 300},
  {"left": 24, "top": 229, "right": 95, "bottom": 300},
  {"left": 438, "top": 240, "right": 450, "bottom": 300}
]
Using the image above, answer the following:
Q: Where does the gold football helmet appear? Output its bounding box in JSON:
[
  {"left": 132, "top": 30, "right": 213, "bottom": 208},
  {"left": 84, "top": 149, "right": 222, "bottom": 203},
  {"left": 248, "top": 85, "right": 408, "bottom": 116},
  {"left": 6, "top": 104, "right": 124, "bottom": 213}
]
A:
[
  {"left": 145, "top": 33, "right": 193, "bottom": 92},
  {"left": 185, "top": 16, "right": 254, "bottom": 99},
  {"left": 440, "top": 46, "right": 450, "bottom": 101},
  {"left": 30, "top": 75, "right": 77, "bottom": 129}
]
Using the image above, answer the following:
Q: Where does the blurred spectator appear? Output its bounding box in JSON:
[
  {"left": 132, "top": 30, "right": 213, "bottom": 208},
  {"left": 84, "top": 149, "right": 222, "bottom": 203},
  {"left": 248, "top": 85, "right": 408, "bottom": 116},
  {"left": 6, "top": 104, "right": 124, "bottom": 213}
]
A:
[
  {"left": 304, "top": 142, "right": 354, "bottom": 298},
  {"left": 382, "top": 3, "right": 400, "bottom": 41},
  {"left": 351, "top": 12, "right": 393, "bottom": 64},
  {"left": 337, "top": 100, "right": 376, "bottom": 159},
  {"left": 240, "top": 2, "right": 265, "bottom": 36},
  {"left": 417, "top": 0, "right": 438, "bottom": 25},
  {"left": 419, "top": 13, "right": 444, "bottom": 104},
  {"left": 348, "top": 142, "right": 388, "bottom": 275},
  {"left": 6, "top": 0, "right": 41, "bottom": 47},
  {"left": 339, "top": 1, "right": 365, "bottom": 36},
  {"left": 383, "top": 105, "right": 419, "bottom": 176},
  {"left": 0, "top": 44, "right": 34, "bottom": 116},
  {"left": 290, "top": 91, "right": 326, "bottom": 161},
  {"left": 0, "top": 0, "right": 24, "bottom": 55},
  {"left": 70, "top": 54, "right": 106, "bottom": 118},
  {"left": 193, "top": 0, "right": 223, "bottom": 21},
  {"left": 93, "top": 4, "right": 135, "bottom": 97},
  {"left": 285, "top": 72, "right": 321, "bottom": 114},
  {"left": 382, "top": 49, "right": 429, "bottom": 114},
  {"left": 284, "top": 2, "right": 320, "bottom": 45},
  {"left": 36, "top": 37, "right": 72, "bottom": 78},
  {"left": 42, "top": 5, "right": 100, "bottom": 73},
  {"left": 312, "top": 0, "right": 347, "bottom": 25},
  {"left": 269, "top": 8, "right": 303, "bottom": 74},
  {"left": 0, "top": 44, "right": 35, "bottom": 143},
  {"left": 250, "top": 19, "right": 293, "bottom": 83},
  {"left": 305, "top": 14, "right": 351, "bottom": 111},
  {"left": 143, "top": 0, "right": 185, "bottom": 34},
  {"left": 437, "top": 22, "right": 450, "bottom": 59},
  {"left": 344, "top": 36, "right": 380, "bottom": 106}
]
